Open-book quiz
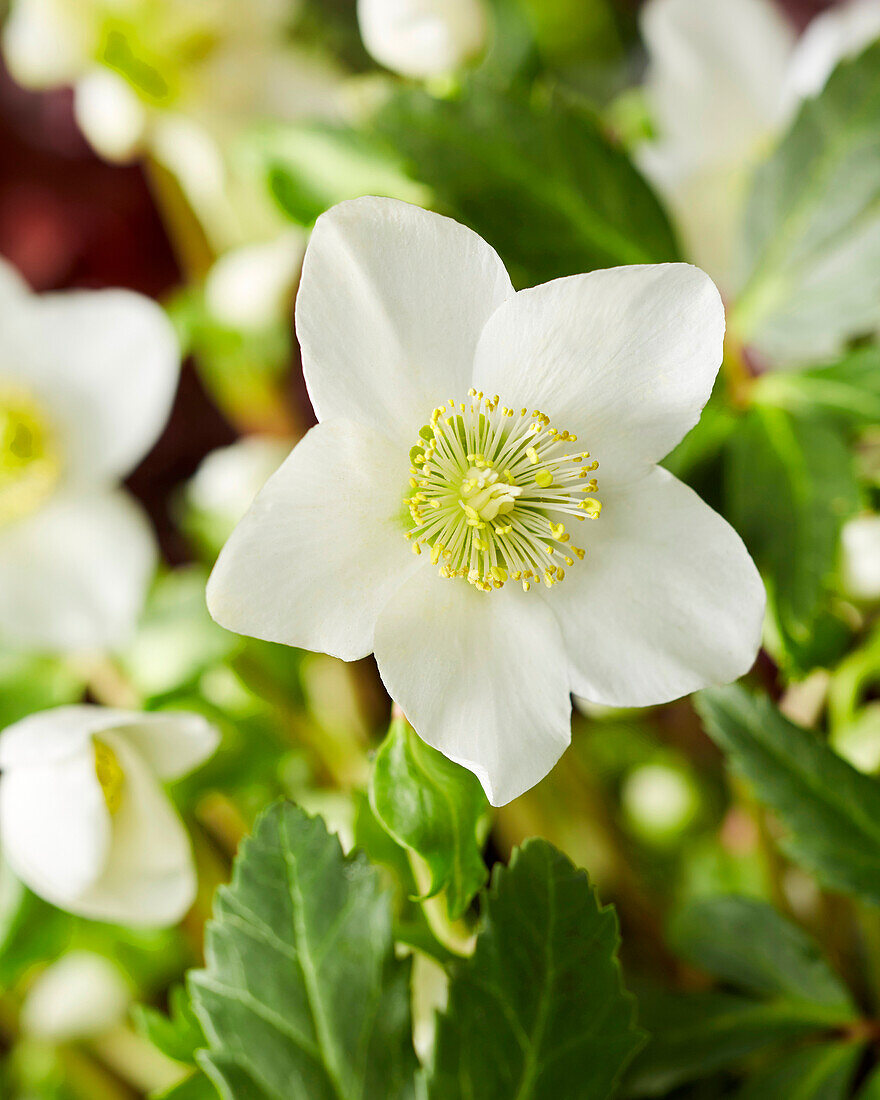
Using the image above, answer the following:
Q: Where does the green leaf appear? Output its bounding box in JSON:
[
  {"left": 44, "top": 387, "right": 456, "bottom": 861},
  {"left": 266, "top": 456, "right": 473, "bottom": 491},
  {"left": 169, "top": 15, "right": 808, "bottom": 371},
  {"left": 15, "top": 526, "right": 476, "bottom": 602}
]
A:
[
  {"left": 189, "top": 803, "right": 419, "bottom": 1100},
  {"left": 376, "top": 84, "right": 678, "bottom": 287},
  {"left": 734, "top": 1042, "right": 861, "bottom": 1100},
  {"left": 625, "top": 991, "right": 848, "bottom": 1098},
  {"left": 696, "top": 686, "right": 880, "bottom": 906},
  {"left": 370, "top": 717, "right": 488, "bottom": 920},
  {"left": 429, "top": 838, "right": 643, "bottom": 1100},
  {"left": 250, "top": 124, "right": 430, "bottom": 227},
  {"left": 858, "top": 1065, "right": 880, "bottom": 1097},
  {"left": 668, "top": 896, "right": 855, "bottom": 1015},
  {"left": 753, "top": 346, "right": 880, "bottom": 427},
  {"left": 731, "top": 41, "right": 880, "bottom": 362},
  {"left": 726, "top": 406, "right": 859, "bottom": 648},
  {"left": 0, "top": 650, "right": 84, "bottom": 729},
  {"left": 133, "top": 985, "right": 205, "bottom": 1066},
  {"left": 152, "top": 1073, "right": 219, "bottom": 1100}
]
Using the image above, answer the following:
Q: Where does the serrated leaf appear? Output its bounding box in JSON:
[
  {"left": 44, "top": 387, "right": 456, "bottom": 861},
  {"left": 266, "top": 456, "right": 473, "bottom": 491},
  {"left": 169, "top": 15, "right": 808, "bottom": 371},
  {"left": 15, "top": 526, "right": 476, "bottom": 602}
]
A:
[
  {"left": 731, "top": 40, "right": 880, "bottom": 362},
  {"left": 370, "top": 717, "right": 488, "bottom": 920},
  {"left": 734, "top": 1042, "right": 860, "bottom": 1099},
  {"left": 696, "top": 686, "right": 880, "bottom": 906},
  {"left": 668, "top": 896, "right": 855, "bottom": 1016},
  {"left": 429, "top": 838, "right": 642, "bottom": 1100},
  {"left": 190, "top": 803, "right": 419, "bottom": 1100},
  {"left": 726, "top": 406, "right": 859, "bottom": 647},
  {"left": 152, "top": 1072, "right": 219, "bottom": 1100},
  {"left": 625, "top": 991, "right": 851, "bottom": 1098},
  {"left": 376, "top": 84, "right": 678, "bottom": 287},
  {"left": 133, "top": 985, "right": 205, "bottom": 1065}
]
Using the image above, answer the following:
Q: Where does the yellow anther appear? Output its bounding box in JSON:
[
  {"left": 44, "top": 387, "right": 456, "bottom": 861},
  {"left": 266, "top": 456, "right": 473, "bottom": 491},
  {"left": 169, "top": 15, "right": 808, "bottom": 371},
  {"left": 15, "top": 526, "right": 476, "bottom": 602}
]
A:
[
  {"left": 403, "top": 392, "right": 599, "bottom": 594},
  {"left": 94, "top": 739, "right": 124, "bottom": 815}
]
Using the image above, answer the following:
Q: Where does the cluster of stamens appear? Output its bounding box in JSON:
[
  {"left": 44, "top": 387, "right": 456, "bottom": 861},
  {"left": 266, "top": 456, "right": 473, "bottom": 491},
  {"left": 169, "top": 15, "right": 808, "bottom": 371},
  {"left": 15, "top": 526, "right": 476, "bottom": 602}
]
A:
[
  {"left": 405, "top": 390, "right": 601, "bottom": 593},
  {"left": 0, "top": 386, "right": 59, "bottom": 528}
]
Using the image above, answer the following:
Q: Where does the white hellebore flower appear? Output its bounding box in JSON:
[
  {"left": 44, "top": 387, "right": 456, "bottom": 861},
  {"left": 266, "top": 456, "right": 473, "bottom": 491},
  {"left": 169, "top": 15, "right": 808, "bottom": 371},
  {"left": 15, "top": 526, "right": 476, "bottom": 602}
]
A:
[
  {"left": 0, "top": 259, "right": 178, "bottom": 652},
  {"left": 21, "top": 951, "right": 131, "bottom": 1042},
  {"left": 0, "top": 706, "right": 219, "bottom": 925},
  {"left": 207, "top": 197, "right": 764, "bottom": 806},
  {"left": 638, "top": 0, "right": 880, "bottom": 286},
  {"left": 357, "top": 0, "right": 488, "bottom": 79}
]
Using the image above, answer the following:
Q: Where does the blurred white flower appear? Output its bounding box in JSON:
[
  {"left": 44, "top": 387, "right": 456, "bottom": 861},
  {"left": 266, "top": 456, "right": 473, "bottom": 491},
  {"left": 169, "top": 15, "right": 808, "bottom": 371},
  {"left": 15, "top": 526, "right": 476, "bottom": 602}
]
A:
[
  {"left": 204, "top": 232, "right": 306, "bottom": 332},
  {"left": 187, "top": 436, "right": 292, "bottom": 532},
  {"left": 2, "top": 0, "right": 348, "bottom": 250},
  {"left": 21, "top": 951, "right": 131, "bottom": 1041},
  {"left": 207, "top": 197, "right": 764, "bottom": 806},
  {"left": 840, "top": 513, "right": 880, "bottom": 602},
  {"left": 0, "top": 706, "right": 219, "bottom": 925},
  {"left": 0, "top": 257, "right": 179, "bottom": 652},
  {"left": 639, "top": 0, "right": 880, "bottom": 286},
  {"left": 357, "top": 0, "right": 488, "bottom": 79}
]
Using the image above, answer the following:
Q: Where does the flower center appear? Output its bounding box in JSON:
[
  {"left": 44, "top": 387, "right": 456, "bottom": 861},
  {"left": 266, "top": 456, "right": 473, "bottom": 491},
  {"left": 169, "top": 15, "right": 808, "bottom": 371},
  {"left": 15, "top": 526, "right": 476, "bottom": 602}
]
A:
[
  {"left": 405, "top": 390, "right": 601, "bottom": 592},
  {"left": 0, "top": 385, "right": 60, "bottom": 528},
  {"left": 93, "top": 738, "right": 125, "bottom": 815}
]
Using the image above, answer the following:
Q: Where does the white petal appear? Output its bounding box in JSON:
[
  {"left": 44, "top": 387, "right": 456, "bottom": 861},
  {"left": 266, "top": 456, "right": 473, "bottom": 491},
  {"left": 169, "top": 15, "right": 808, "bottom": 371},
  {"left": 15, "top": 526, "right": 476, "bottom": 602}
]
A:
[
  {"left": 2, "top": 0, "right": 94, "bottom": 88},
  {"left": 782, "top": 0, "right": 880, "bottom": 108},
  {"left": 357, "top": 0, "right": 488, "bottom": 79},
  {"left": 18, "top": 289, "right": 179, "bottom": 485},
  {"left": 471, "top": 264, "right": 725, "bottom": 486},
  {"left": 74, "top": 69, "right": 148, "bottom": 163},
  {"left": 111, "top": 711, "right": 220, "bottom": 781},
  {"left": 22, "top": 951, "right": 131, "bottom": 1041},
  {"left": 295, "top": 197, "right": 513, "bottom": 446},
  {"left": 0, "top": 254, "right": 29, "bottom": 307},
  {"left": 0, "top": 490, "right": 157, "bottom": 653},
  {"left": 640, "top": 0, "right": 795, "bottom": 170},
  {"left": 0, "top": 705, "right": 127, "bottom": 768},
  {"left": 373, "top": 568, "right": 572, "bottom": 806},
  {"left": 208, "top": 418, "right": 421, "bottom": 661},
  {"left": 635, "top": 146, "right": 751, "bottom": 290},
  {"left": 70, "top": 732, "right": 197, "bottom": 927},
  {"left": 547, "top": 467, "right": 764, "bottom": 707},
  {"left": 0, "top": 748, "right": 111, "bottom": 904}
]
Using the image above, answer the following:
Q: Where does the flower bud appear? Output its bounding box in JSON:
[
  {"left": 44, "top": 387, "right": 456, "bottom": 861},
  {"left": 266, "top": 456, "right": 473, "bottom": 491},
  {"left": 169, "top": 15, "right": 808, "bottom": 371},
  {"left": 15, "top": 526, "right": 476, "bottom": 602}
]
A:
[
  {"left": 357, "top": 0, "right": 488, "bottom": 79},
  {"left": 22, "top": 952, "right": 131, "bottom": 1042}
]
